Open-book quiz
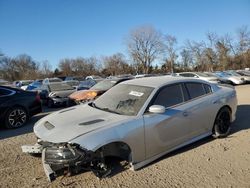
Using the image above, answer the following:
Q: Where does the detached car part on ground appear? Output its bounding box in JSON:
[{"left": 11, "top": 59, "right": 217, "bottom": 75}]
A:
[
  {"left": 22, "top": 76, "right": 237, "bottom": 182},
  {"left": 39, "top": 82, "right": 76, "bottom": 107},
  {"left": 0, "top": 86, "right": 42, "bottom": 128}
]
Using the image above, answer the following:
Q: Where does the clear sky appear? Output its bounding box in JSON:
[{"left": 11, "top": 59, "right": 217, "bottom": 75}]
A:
[{"left": 0, "top": 0, "right": 249, "bottom": 68}]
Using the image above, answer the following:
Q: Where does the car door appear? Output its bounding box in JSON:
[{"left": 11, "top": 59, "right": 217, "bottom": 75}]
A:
[
  {"left": 143, "top": 83, "right": 193, "bottom": 159},
  {"left": 183, "top": 82, "right": 217, "bottom": 137}
]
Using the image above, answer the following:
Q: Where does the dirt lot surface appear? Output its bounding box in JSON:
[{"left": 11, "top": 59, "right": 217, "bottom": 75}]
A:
[{"left": 0, "top": 85, "right": 250, "bottom": 188}]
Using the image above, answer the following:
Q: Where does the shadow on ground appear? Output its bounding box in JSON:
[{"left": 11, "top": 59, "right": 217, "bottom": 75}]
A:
[{"left": 231, "top": 105, "right": 250, "bottom": 133}]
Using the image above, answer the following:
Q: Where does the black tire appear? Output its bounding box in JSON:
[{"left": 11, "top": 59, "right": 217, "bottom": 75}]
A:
[
  {"left": 5, "top": 107, "right": 28, "bottom": 129},
  {"left": 213, "top": 107, "right": 231, "bottom": 138}
]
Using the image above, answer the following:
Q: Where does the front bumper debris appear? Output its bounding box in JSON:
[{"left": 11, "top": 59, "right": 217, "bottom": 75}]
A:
[
  {"left": 42, "top": 149, "right": 56, "bottom": 182},
  {"left": 22, "top": 142, "right": 112, "bottom": 182},
  {"left": 21, "top": 143, "right": 43, "bottom": 154}
]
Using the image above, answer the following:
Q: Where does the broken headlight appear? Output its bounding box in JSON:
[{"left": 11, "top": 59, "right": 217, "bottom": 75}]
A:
[{"left": 44, "top": 144, "right": 84, "bottom": 165}]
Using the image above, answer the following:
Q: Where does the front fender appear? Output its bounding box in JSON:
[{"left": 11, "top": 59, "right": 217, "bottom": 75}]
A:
[{"left": 69, "top": 117, "right": 145, "bottom": 164}]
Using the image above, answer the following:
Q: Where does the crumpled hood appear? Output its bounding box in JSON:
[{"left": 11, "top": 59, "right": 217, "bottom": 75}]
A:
[{"left": 34, "top": 104, "right": 130, "bottom": 143}]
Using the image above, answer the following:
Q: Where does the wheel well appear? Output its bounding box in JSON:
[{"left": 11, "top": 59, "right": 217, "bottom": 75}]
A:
[
  {"left": 212, "top": 105, "right": 232, "bottom": 132},
  {"left": 222, "top": 105, "right": 232, "bottom": 114},
  {"left": 96, "top": 142, "right": 132, "bottom": 162}
]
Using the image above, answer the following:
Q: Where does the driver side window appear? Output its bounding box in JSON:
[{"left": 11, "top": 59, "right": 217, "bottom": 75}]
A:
[{"left": 153, "top": 84, "right": 185, "bottom": 108}]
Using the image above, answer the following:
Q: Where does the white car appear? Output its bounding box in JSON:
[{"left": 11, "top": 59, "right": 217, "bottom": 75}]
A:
[
  {"left": 214, "top": 72, "right": 245, "bottom": 85},
  {"left": 22, "top": 76, "right": 237, "bottom": 181},
  {"left": 226, "top": 71, "right": 250, "bottom": 83},
  {"left": 178, "top": 72, "right": 220, "bottom": 83}
]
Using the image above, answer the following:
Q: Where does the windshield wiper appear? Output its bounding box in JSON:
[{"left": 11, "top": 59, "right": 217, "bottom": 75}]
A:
[
  {"left": 91, "top": 102, "right": 121, "bottom": 114},
  {"left": 100, "top": 108, "right": 121, "bottom": 115}
]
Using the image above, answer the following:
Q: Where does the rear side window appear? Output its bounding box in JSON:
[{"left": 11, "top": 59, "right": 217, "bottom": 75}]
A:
[
  {"left": 153, "top": 84, "right": 184, "bottom": 108},
  {"left": 0, "top": 88, "right": 13, "bottom": 96},
  {"left": 185, "top": 83, "right": 206, "bottom": 99},
  {"left": 203, "top": 84, "right": 212, "bottom": 94}
]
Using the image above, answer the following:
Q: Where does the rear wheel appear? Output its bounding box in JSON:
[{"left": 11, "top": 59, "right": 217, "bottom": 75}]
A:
[
  {"left": 213, "top": 107, "right": 231, "bottom": 138},
  {"left": 5, "top": 107, "right": 28, "bottom": 129}
]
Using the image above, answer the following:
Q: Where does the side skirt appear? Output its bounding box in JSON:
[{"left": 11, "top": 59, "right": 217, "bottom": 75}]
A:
[{"left": 130, "top": 131, "right": 212, "bottom": 171}]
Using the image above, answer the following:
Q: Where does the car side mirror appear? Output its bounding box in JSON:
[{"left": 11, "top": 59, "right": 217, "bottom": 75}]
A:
[
  {"left": 149, "top": 105, "right": 165, "bottom": 114},
  {"left": 194, "top": 75, "right": 199, "bottom": 78}
]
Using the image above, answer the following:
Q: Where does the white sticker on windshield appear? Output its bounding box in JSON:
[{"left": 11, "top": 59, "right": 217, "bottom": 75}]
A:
[{"left": 129, "top": 91, "right": 144, "bottom": 97}]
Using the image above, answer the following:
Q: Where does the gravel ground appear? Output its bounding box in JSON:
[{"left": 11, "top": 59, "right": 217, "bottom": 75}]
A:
[{"left": 0, "top": 85, "right": 250, "bottom": 188}]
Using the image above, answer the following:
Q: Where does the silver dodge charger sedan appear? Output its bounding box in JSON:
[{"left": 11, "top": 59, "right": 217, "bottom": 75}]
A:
[{"left": 22, "top": 76, "right": 237, "bottom": 181}]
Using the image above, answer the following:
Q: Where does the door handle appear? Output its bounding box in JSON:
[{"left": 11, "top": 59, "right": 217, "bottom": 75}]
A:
[{"left": 183, "top": 111, "right": 188, "bottom": 117}]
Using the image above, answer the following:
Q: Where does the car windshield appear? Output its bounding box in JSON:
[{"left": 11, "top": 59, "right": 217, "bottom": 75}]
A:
[
  {"left": 79, "top": 80, "right": 96, "bottom": 88},
  {"left": 30, "top": 81, "right": 42, "bottom": 87},
  {"left": 49, "top": 78, "right": 62, "bottom": 83},
  {"left": 48, "top": 83, "right": 74, "bottom": 91},
  {"left": 215, "top": 72, "right": 229, "bottom": 77},
  {"left": 93, "top": 84, "right": 154, "bottom": 116},
  {"left": 227, "top": 72, "right": 241, "bottom": 76},
  {"left": 90, "top": 80, "right": 117, "bottom": 91},
  {"left": 21, "top": 80, "right": 33, "bottom": 85}
]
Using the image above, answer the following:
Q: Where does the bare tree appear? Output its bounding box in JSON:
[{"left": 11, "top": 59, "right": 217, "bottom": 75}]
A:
[
  {"left": 58, "top": 59, "right": 73, "bottom": 76},
  {"left": 0, "top": 54, "right": 39, "bottom": 80},
  {"left": 180, "top": 48, "right": 193, "bottom": 70},
  {"left": 40, "top": 60, "right": 52, "bottom": 78},
  {"left": 237, "top": 26, "right": 250, "bottom": 53},
  {"left": 163, "top": 35, "right": 178, "bottom": 73},
  {"left": 236, "top": 26, "right": 250, "bottom": 68},
  {"left": 126, "top": 26, "right": 164, "bottom": 74},
  {"left": 102, "top": 53, "right": 131, "bottom": 76},
  {"left": 71, "top": 57, "right": 99, "bottom": 77},
  {"left": 186, "top": 40, "right": 207, "bottom": 71}
]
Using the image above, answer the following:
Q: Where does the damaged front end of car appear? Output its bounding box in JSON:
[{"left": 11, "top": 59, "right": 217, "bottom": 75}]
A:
[{"left": 22, "top": 141, "right": 111, "bottom": 182}]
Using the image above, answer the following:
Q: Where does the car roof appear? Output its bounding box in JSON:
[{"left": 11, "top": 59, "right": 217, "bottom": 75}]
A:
[{"left": 121, "top": 76, "right": 208, "bottom": 88}]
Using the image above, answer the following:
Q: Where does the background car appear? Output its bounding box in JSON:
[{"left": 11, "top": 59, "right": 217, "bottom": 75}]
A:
[
  {"left": 178, "top": 72, "right": 220, "bottom": 83},
  {"left": 14, "top": 80, "right": 34, "bottom": 90},
  {"left": 85, "top": 75, "right": 104, "bottom": 80},
  {"left": 39, "top": 82, "right": 76, "bottom": 107},
  {"left": 42, "top": 77, "right": 62, "bottom": 84},
  {"left": 0, "top": 86, "right": 42, "bottom": 128},
  {"left": 226, "top": 70, "right": 250, "bottom": 83},
  {"left": 236, "top": 70, "right": 250, "bottom": 76},
  {"left": 26, "top": 79, "right": 43, "bottom": 91},
  {"left": 63, "top": 80, "right": 80, "bottom": 89},
  {"left": 213, "top": 71, "right": 244, "bottom": 85},
  {"left": 0, "top": 79, "right": 10, "bottom": 86},
  {"left": 77, "top": 79, "right": 101, "bottom": 91},
  {"left": 69, "top": 77, "right": 132, "bottom": 104}
]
